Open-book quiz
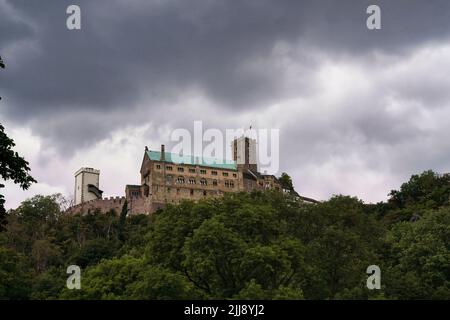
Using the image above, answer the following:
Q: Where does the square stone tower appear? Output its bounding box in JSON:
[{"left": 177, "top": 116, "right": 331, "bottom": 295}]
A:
[
  {"left": 74, "top": 167, "right": 102, "bottom": 205},
  {"left": 232, "top": 136, "right": 257, "bottom": 172}
]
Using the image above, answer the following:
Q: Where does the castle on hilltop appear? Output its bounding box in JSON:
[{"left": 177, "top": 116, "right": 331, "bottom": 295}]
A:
[{"left": 69, "top": 136, "right": 315, "bottom": 215}]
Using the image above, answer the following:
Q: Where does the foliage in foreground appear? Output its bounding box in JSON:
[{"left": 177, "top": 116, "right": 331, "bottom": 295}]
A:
[{"left": 0, "top": 171, "right": 450, "bottom": 300}]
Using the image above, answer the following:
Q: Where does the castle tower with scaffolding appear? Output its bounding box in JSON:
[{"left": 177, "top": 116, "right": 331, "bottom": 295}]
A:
[{"left": 74, "top": 167, "right": 103, "bottom": 205}]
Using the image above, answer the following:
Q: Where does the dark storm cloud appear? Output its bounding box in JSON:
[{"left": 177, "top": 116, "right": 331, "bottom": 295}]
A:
[
  {"left": 0, "top": 4, "right": 33, "bottom": 47},
  {"left": 1, "top": 0, "right": 450, "bottom": 154}
]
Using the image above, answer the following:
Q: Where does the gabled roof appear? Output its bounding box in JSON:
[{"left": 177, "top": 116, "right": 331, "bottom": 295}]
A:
[{"left": 146, "top": 150, "right": 237, "bottom": 170}]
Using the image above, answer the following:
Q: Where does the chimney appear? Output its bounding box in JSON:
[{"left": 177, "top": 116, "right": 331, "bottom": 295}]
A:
[
  {"left": 145, "top": 146, "right": 148, "bottom": 151},
  {"left": 160, "top": 145, "right": 165, "bottom": 161}
]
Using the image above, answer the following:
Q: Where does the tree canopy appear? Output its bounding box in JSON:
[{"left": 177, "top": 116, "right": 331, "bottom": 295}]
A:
[
  {"left": 0, "top": 57, "right": 37, "bottom": 231},
  {"left": 0, "top": 170, "right": 449, "bottom": 299}
]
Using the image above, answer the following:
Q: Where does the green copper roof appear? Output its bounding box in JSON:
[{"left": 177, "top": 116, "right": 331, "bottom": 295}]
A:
[{"left": 147, "top": 150, "right": 237, "bottom": 170}]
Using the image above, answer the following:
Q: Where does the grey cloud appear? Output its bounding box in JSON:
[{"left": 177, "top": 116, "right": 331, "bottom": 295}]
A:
[
  {"left": 2, "top": 0, "right": 450, "bottom": 203},
  {"left": 2, "top": 1, "right": 450, "bottom": 121}
]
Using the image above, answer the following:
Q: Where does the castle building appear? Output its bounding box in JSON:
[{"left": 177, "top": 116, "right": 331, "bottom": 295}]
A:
[{"left": 69, "top": 137, "right": 284, "bottom": 215}]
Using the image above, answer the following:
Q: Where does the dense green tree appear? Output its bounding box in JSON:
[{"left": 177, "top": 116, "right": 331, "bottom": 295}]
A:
[
  {"left": 0, "top": 58, "right": 37, "bottom": 230},
  {"left": 306, "top": 226, "right": 373, "bottom": 298},
  {"left": 389, "top": 170, "right": 450, "bottom": 209},
  {"left": 118, "top": 200, "right": 128, "bottom": 242},
  {"left": 233, "top": 279, "right": 304, "bottom": 300},
  {"left": 147, "top": 200, "right": 212, "bottom": 270},
  {"left": 150, "top": 192, "right": 309, "bottom": 298},
  {"left": 183, "top": 222, "right": 305, "bottom": 297},
  {"left": 0, "top": 194, "right": 153, "bottom": 299},
  {"left": 278, "top": 172, "right": 294, "bottom": 192},
  {"left": 70, "top": 238, "right": 118, "bottom": 269},
  {"left": 116, "top": 214, "right": 153, "bottom": 257},
  {"left": 0, "top": 169, "right": 449, "bottom": 300},
  {"left": 2, "top": 194, "right": 62, "bottom": 255},
  {"left": 31, "top": 239, "right": 62, "bottom": 273},
  {"left": 0, "top": 124, "right": 37, "bottom": 231},
  {"left": 30, "top": 266, "right": 66, "bottom": 300},
  {"left": 383, "top": 208, "right": 450, "bottom": 299},
  {"left": 127, "top": 265, "right": 202, "bottom": 299},
  {"left": 61, "top": 255, "right": 145, "bottom": 299},
  {"left": 0, "top": 246, "right": 31, "bottom": 299}
]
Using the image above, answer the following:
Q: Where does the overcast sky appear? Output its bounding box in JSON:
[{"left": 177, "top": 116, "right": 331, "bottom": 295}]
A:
[{"left": 1, "top": 0, "right": 450, "bottom": 209}]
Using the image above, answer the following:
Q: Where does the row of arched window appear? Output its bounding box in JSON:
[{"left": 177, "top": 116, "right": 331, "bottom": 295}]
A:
[
  {"left": 175, "top": 176, "right": 208, "bottom": 185},
  {"left": 169, "top": 175, "right": 234, "bottom": 188},
  {"left": 156, "top": 163, "right": 237, "bottom": 178}
]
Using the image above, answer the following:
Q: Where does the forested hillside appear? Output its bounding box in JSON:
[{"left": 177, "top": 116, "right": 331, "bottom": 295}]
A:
[{"left": 1, "top": 170, "right": 449, "bottom": 300}]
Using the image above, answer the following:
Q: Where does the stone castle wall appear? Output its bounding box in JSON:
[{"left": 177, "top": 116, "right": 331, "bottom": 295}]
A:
[{"left": 68, "top": 196, "right": 149, "bottom": 215}]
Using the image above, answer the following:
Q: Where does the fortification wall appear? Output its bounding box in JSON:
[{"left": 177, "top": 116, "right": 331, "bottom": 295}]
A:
[
  {"left": 127, "top": 196, "right": 151, "bottom": 215},
  {"left": 67, "top": 195, "right": 153, "bottom": 215}
]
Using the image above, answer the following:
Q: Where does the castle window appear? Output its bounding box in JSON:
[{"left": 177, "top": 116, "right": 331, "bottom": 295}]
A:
[
  {"left": 189, "top": 178, "right": 196, "bottom": 184},
  {"left": 166, "top": 166, "right": 173, "bottom": 171},
  {"left": 222, "top": 172, "right": 229, "bottom": 177},
  {"left": 167, "top": 187, "right": 171, "bottom": 192},
  {"left": 200, "top": 178, "right": 207, "bottom": 186},
  {"left": 177, "top": 167, "right": 184, "bottom": 172},
  {"left": 177, "top": 188, "right": 180, "bottom": 195},
  {"left": 213, "top": 180, "right": 218, "bottom": 186},
  {"left": 176, "top": 176, "right": 185, "bottom": 184},
  {"left": 156, "top": 164, "right": 161, "bottom": 169},
  {"left": 189, "top": 168, "right": 196, "bottom": 173},
  {"left": 211, "top": 170, "right": 217, "bottom": 176},
  {"left": 233, "top": 173, "right": 237, "bottom": 178},
  {"left": 190, "top": 189, "right": 194, "bottom": 196},
  {"left": 203, "top": 190, "right": 207, "bottom": 196},
  {"left": 224, "top": 181, "right": 234, "bottom": 188},
  {"left": 200, "top": 169, "right": 207, "bottom": 174}
]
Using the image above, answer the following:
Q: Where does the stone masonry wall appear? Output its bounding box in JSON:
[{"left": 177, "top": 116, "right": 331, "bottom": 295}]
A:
[{"left": 67, "top": 196, "right": 149, "bottom": 215}]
